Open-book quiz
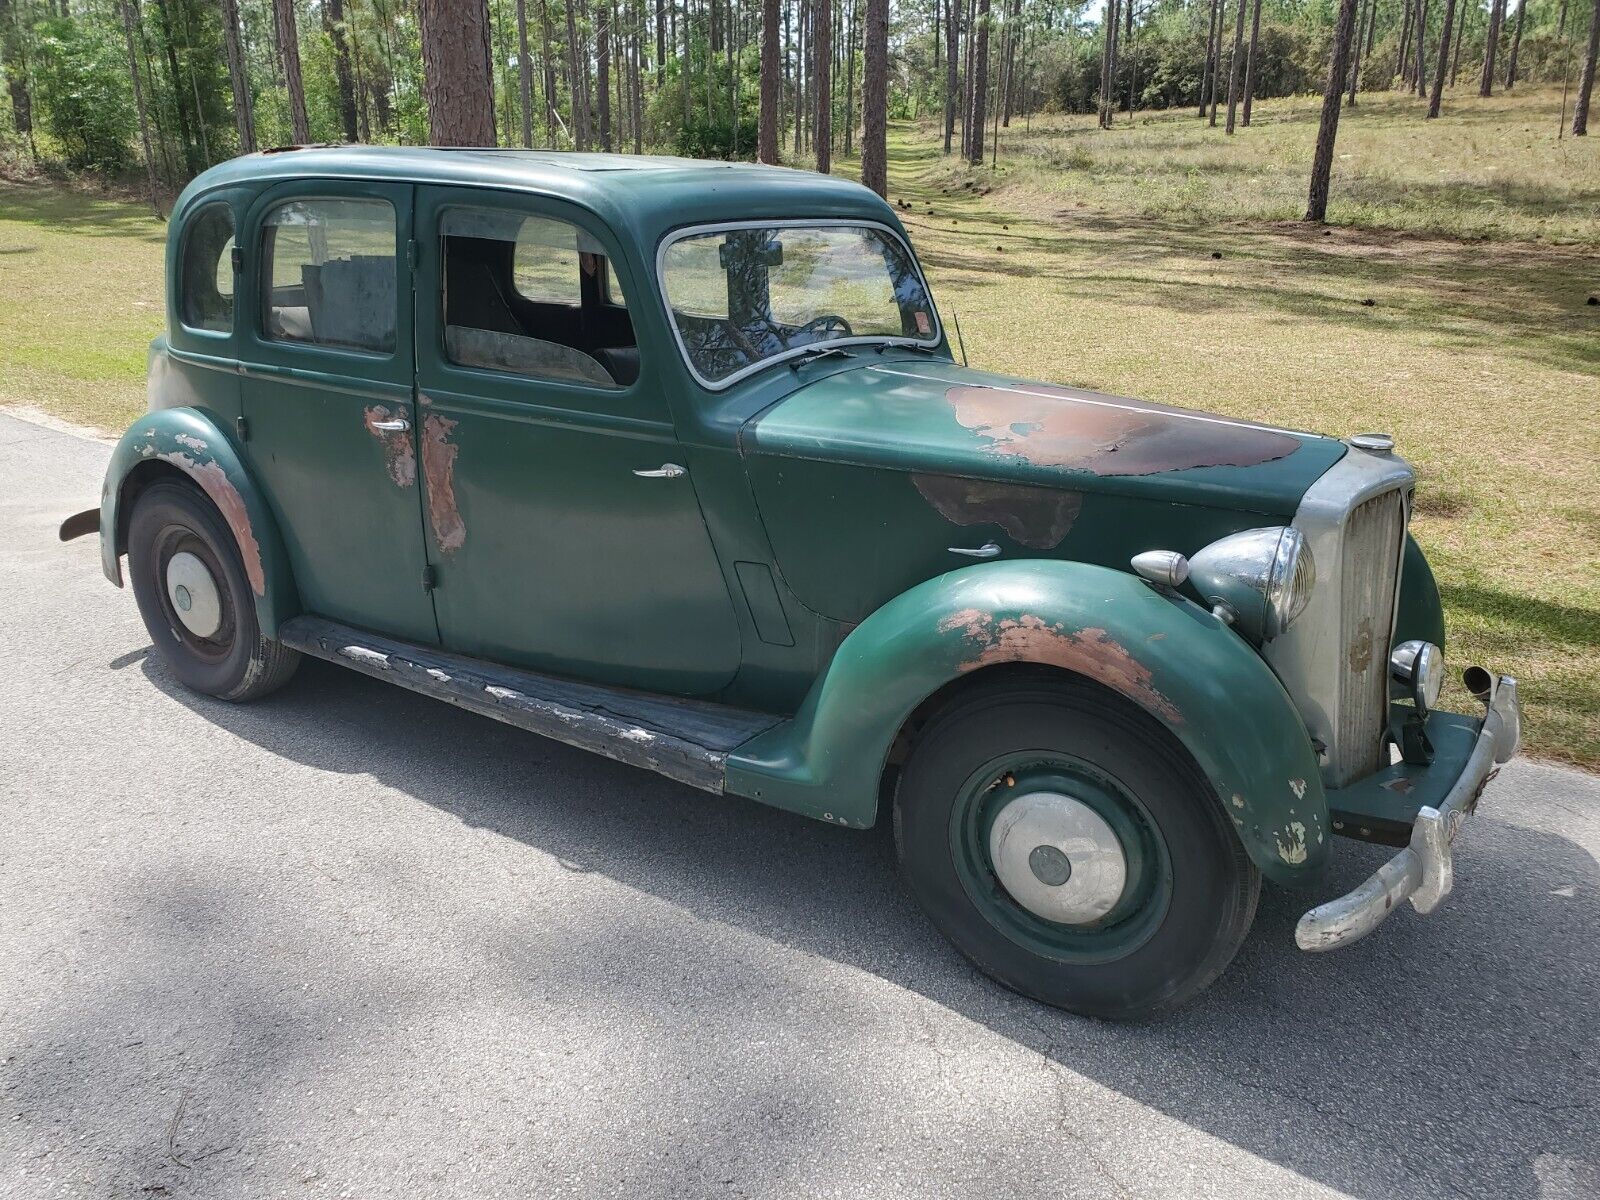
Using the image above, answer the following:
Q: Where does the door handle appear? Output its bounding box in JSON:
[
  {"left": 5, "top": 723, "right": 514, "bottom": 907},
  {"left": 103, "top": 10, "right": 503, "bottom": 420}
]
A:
[
  {"left": 949, "top": 541, "right": 1002, "bottom": 559},
  {"left": 368, "top": 417, "right": 411, "bottom": 433},
  {"left": 633, "top": 463, "right": 687, "bottom": 479}
]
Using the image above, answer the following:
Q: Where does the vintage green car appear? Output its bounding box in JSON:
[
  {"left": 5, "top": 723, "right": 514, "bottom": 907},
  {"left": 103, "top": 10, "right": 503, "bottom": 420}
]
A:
[{"left": 64, "top": 147, "right": 1521, "bottom": 1019}]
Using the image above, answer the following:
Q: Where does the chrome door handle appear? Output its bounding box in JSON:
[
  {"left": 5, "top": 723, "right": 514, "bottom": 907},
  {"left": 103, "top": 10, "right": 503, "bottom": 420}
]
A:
[
  {"left": 368, "top": 417, "right": 411, "bottom": 433},
  {"left": 633, "top": 463, "right": 687, "bottom": 479},
  {"left": 949, "top": 542, "right": 1002, "bottom": 559}
]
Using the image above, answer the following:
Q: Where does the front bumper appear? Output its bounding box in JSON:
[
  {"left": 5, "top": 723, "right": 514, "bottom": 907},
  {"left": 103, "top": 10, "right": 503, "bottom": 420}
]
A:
[{"left": 1295, "top": 671, "right": 1522, "bottom": 952}]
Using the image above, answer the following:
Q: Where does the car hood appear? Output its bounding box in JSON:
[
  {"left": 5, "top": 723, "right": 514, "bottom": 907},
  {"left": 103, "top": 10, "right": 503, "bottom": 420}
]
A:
[{"left": 742, "top": 359, "right": 1347, "bottom": 516}]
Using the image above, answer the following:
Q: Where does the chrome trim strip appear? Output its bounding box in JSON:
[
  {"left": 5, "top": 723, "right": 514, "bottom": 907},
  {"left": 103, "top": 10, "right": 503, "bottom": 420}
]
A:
[
  {"left": 653, "top": 218, "right": 944, "bottom": 392},
  {"left": 1295, "top": 675, "right": 1521, "bottom": 952}
]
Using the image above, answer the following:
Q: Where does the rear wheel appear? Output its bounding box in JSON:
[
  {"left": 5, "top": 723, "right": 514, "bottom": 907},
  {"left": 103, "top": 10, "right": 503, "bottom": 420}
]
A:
[
  {"left": 894, "top": 674, "right": 1259, "bottom": 1020},
  {"left": 128, "top": 481, "right": 299, "bottom": 702}
]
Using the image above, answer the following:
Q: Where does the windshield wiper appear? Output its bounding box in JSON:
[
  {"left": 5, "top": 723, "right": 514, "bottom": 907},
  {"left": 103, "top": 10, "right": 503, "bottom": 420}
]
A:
[
  {"left": 875, "top": 341, "right": 940, "bottom": 356},
  {"left": 788, "top": 344, "right": 855, "bottom": 369}
]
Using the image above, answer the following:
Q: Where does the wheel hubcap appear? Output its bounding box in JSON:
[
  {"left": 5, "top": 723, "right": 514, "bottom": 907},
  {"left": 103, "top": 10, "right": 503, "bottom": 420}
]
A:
[
  {"left": 165, "top": 550, "right": 222, "bottom": 638},
  {"left": 988, "top": 790, "right": 1129, "bottom": 924}
]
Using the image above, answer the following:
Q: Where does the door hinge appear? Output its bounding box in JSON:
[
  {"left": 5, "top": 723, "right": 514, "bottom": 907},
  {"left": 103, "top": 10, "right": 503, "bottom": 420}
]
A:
[
  {"left": 421, "top": 564, "right": 438, "bottom": 592},
  {"left": 406, "top": 239, "right": 419, "bottom": 270},
  {"left": 234, "top": 416, "right": 250, "bottom": 442}
]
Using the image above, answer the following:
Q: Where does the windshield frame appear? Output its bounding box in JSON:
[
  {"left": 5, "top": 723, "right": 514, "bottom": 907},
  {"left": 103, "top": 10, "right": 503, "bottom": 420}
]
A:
[{"left": 655, "top": 218, "right": 944, "bottom": 391}]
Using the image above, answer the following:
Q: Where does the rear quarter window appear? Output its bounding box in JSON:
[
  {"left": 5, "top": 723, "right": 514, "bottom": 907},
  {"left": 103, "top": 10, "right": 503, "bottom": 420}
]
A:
[{"left": 180, "top": 202, "right": 236, "bottom": 334}]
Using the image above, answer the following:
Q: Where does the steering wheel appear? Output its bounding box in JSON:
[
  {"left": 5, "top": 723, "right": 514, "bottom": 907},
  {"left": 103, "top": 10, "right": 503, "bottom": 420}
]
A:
[{"left": 798, "top": 313, "right": 853, "bottom": 340}]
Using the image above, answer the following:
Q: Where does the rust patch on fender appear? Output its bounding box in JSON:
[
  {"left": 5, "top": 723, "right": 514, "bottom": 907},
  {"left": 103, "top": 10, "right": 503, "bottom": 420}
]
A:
[
  {"left": 421, "top": 414, "right": 465, "bottom": 555},
  {"left": 912, "top": 473, "right": 1082, "bottom": 550},
  {"left": 363, "top": 405, "right": 417, "bottom": 488},
  {"left": 947, "top": 611, "right": 1183, "bottom": 724},
  {"left": 944, "top": 383, "right": 1302, "bottom": 476},
  {"left": 152, "top": 450, "right": 265, "bottom": 596}
]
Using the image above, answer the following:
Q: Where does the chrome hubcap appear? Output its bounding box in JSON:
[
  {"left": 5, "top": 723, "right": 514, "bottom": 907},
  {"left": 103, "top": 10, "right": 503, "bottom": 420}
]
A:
[
  {"left": 988, "top": 791, "right": 1128, "bottom": 924},
  {"left": 165, "top": 550, "right": 222, "bottom": 638}
]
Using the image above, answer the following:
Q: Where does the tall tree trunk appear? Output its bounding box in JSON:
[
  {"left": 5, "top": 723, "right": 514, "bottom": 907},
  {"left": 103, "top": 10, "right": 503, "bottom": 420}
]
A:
[
  {"left": 844, "top": 0, "right": 856, "bottom": 154},
  {"left": 273, "top": 0, "right": 311, "bottom": 143},
  {"left": 1200, "top": 0, "right": 1220, "bottom": 117},
  {"left": 1452, "top": 1, "right": 1469, "bottom": 86},
  {"left": 120, "top": 0, "right": 162, "bottom": 213},
  {"left": 1001, "top": 0, "right": 1018, "bottom": 125},
  {"left": 759, "top": 0, "right": 780, "bottom": 160},
  {"left": 540, "top": 0, "right": 557, "bottom": 142},
  {"left": 516, "top": 0, "right": 534, "bottom": 145},
  {"left": 1415, "top": 0, "right": 1429, "bottom": 98},
  {"left": 1225, "top": 0, "right": 1246, "bottom": 131},
  {"left": 1427, "top": 0, "right": 1457, "bottom": 116},
  {"left": 597, "top": 0, "right": 612, "bottom": 149},
  {"left": 1209, "top": 0, "right": 1223, "bottom": 125},
  {"left": 814, "top": 0, "right": 831, "bottom": 170},
  {"left": 943, "top": 0, "right": 957, "bottom": 152},
  {"left": 566, "top": 0, "right": 590, "bottom": 149},
  {"left": 1097, "top": 0, "right": 1115, "bottom": 128},
  {"left": 795, "top": 0, "right": 806, "bottom": 153},
  {"left": 1480, "top": 0, "right": 1505, "bottom": 96},
  {"left": 968, "top": 0, "right": 989, "bottom": 157},
  {"left": 1575, "top": 0, "right": 1600, "bottom": 135},
  {"left": 1505, "top": 0, "right": 1527, "bottom": 87},
  {"left": 860, "top": 0, "right": 886, "bottom": 193},
  {"left": 419, "top": 0, "right": 498, "bottom": 144},
  {"left": 326, "top": 0, "right": 360, "bottom": 142},
  {"left": 1241, "top": 0, "right": 1262, "bottom": 124},
  {"left": 219, "top": 0, "right": 256, "bottom": 152},
  {"left": 656, "top": 0, "right": 666, "bottom": 77},
  {"left": 0, "top": 0, "right": 34, "bottom": 153},
  {"left": 1305, "top": 0, "right": 1359, "bottom": 223},
  {"left": 961, "top": 0, "right": 974, "bottom": 151},
  {"left": 1347, "top": 0, "right": 1365, "bottom": 106},
  {"left": 1398, "top": 0, "right": 1414, "bottom": 86}
]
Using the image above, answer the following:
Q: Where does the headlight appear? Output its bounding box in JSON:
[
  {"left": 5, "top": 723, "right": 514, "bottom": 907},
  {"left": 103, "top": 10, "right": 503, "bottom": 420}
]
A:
[
  {"left": 1391, "top": 640, "right": 1444, "bottom": 714},
  {"left": 1188, "top": 527, "right": 1316, "bottom": 642}
]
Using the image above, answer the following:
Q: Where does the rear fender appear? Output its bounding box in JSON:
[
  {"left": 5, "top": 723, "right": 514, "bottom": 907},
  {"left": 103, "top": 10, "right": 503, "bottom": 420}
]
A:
[
  {"left": 101, "top": 408, "right": 298, "bottom": 636},
  {"left": 725, "top": 559, "right": 1329, "bottom": 886}
]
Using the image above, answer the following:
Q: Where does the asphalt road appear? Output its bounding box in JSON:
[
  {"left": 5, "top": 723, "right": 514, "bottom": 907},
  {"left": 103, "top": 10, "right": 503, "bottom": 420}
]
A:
[{"left": 2, "top": 408, "right": 1597, "bottom": 1200}]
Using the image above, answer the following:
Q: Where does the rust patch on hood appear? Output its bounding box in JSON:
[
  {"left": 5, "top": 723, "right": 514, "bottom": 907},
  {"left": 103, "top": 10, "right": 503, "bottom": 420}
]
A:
[
  {"left": 944, "top": 382, "right": 1302, "bottom": 476},
  {"left": 363, "top": 405, "right": 417, "bottom": 488},
  {"left": 944, "top": 611, "right": 1183, "bottom": 724},
  {"left": 150, "top": 450, "right": 265, "bottom": 596},
  {"left": 421, "top": 414, "right": 465, "bottom": 555},
  {"left": 912, "top": 474, "right": 1083, "bottom": 550}
]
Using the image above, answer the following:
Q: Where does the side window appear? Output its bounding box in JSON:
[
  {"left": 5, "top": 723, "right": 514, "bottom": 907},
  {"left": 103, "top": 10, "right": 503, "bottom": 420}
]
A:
[
  {"left": 180, "top": 202, "right": 235, "bottom": 333},
  {"left": 441, "top": 207, "right": 638, "bottom": 390},
  {"left": 261, "top": 198, "right": 396, "bottom": 354}
]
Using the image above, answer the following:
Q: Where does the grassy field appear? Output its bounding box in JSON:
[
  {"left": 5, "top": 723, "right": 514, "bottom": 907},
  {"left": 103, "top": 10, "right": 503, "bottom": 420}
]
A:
[{"left": 1, "top": 88, "right": 1596, "bottom": 766}]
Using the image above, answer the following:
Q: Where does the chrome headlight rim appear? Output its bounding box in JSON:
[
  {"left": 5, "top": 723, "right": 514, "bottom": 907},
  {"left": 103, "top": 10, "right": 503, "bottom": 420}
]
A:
[
  {"left": 1391, "top": 639, "right": 1445, "bottom": 714},
  {"left": 1187, "top": 525, "right": 1317, "bottom": 643}
]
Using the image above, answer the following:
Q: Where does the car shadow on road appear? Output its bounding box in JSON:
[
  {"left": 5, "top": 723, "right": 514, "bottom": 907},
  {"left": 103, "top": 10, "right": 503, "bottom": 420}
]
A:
[{"left": 142, "top": 652, "right": 1600, "bottom": 1200}]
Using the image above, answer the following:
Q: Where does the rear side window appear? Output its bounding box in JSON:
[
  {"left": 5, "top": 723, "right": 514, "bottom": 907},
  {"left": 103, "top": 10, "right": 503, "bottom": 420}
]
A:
[
  {"left": 180, "top": 202, "right": 235, "bottom": 333},
  {"left": 261, "top": 198, "right": 396, "bottom": 354}
]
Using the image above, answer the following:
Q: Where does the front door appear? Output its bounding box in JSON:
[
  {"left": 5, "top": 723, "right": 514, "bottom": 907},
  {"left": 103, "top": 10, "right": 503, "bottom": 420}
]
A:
[
  {"left": 413, "top": 185, "right": 739, "bottom": 695},
  {"left": 238, "top": 181, "right": 437, "bottom": 644}
]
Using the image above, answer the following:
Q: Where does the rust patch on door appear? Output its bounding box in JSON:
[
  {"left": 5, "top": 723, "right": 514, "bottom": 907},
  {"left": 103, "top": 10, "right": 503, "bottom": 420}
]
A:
[
  {"left": 912, "top": 474, "right": 1082, "bottom": 549},
  {"left": 421, "top": 414, "right": 465, "bottom": 555},
  {"left": 149, "top": 450, "right": 266, "bottom": 596},
  {"left": 943, "top": 610, "right": 1183, "bottom": 724},
  {"left": 944, "top": 384, "right": 1301, "bottom": 476},
  {"left": 363, "top": 406, "right": 417, "bottom": 488}
]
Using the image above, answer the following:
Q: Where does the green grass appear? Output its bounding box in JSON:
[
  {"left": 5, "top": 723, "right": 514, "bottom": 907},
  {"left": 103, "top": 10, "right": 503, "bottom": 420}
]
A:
[{"left": 2, "top": 87, "right": 1596, "bottom": 767}]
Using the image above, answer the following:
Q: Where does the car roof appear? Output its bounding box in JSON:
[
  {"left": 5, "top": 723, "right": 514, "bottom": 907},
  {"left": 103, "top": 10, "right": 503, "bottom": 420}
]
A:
[{"left": 175, "top": 145, "right": 905, "bottom": 255}]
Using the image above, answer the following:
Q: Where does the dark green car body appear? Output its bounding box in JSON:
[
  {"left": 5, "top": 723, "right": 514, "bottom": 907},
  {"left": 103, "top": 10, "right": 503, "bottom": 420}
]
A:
[{"left": 97, "top": 146, "right": 1477, "bottom": 907}]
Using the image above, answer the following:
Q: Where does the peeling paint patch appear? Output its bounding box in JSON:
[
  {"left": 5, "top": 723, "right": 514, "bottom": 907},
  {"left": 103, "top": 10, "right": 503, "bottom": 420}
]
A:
[
  {"left": 949, "top": 611, "right": 1183, "bottom": 724},
  {"left": 911, "top": 473, "right": 1082, "bottom": 549},
  {"left": 339, "top": 645, "right": 390, "bottom": 668},
  {"left": 421, "top": 414, "right": 465, "bottom": 555},
  {"left": 1289, "top": 778, "right": 1307, "bottom": 800},
  {"left": 152, "top": 450, "right": 266, "bottom": 596},
  {"left": 943, "top": 384, "right": 1302, "bottom": 476},
  {"left": 1275, "top": 820, "right": 1309, "bottom": 865},
  {"left": 364, "top": 406, "right": 417, "bottom": 488},
  {"left": 1383, "top": 776, "right": 1414, "bottom": 795},
  {"left": 173, "top": 433, "right": 208, "bottom": 453},
  {"left": 1231, "top": 793, "right": 1246, "bottom": 809}
]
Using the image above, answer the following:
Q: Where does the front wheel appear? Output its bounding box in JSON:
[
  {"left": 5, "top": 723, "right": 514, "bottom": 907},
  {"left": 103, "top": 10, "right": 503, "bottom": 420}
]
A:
[{"left": 894, "top": 675, "right": 1259, "bottom": 1020}]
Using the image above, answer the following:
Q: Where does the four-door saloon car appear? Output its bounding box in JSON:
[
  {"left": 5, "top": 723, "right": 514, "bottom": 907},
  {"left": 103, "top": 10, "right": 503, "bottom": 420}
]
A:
[{"left": 63, "top": 147, "right": 1521, "bottom": 1019}]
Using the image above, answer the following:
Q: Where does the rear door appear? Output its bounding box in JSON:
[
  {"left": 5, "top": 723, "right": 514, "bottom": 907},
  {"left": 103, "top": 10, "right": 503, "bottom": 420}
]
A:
[
  {"left": 238, "top": 181, "right": 437, "bottom": 643},
  {"left": 412, "top": 185, "right": 739, "bottom": 695}
]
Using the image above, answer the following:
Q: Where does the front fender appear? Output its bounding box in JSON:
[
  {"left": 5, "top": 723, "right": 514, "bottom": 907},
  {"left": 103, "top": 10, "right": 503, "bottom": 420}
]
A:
[
  {"left": 1394, "top": 534, "right": 1446, "bottom": 651},
  {"left": 725, "top": 560, "right": 1329, "bottom": 886},
  {"left": 101, "top": 407, "right": 298, "bottom": 636}
]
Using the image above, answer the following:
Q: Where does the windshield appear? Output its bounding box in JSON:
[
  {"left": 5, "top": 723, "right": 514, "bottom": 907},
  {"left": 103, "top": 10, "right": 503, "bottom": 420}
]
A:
[{"left": 660, "top": 224, "right": 939, "bottom": 385}]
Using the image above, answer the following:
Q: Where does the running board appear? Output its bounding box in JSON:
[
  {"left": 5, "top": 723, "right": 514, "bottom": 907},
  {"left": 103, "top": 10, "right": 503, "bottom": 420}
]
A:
[{"left": 277, "top": 616, "right": 783, "bottom": 794}]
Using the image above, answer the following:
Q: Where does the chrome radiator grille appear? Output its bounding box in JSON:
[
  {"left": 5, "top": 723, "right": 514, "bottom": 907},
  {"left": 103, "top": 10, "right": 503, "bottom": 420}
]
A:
[{"left": 1331, "top": 489, "right": 1409, "bottom": 783}]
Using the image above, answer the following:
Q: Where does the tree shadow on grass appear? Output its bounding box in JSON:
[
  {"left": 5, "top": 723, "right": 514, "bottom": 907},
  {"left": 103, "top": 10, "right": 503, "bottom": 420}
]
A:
[
  {"left": 0, "top": 181, "right": 167, "bottom": 243},
  {"left": 123, "top": 649, "right": 1600, "bottom": 1200}
]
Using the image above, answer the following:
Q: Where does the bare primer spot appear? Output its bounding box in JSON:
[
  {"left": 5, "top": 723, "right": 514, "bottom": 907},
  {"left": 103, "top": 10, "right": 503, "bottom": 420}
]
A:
[
  {"left": 949, "top": 611, "right": 1183, "bottom": 724},
  {"left": 912, "top": 473, "right": 1083, "bottom": 549},
  {"left": 364, "top": 406, "right": 417, "bottom": 488},
  {"left": 945, "top": 384, "right": 1302, "bottom": 476},
  {"left": 1275, "top": 820, "right": 1310, "bottom": 865},
  {"left": 154, "top": 451, "right": 265, "bottom": 596},
  {"left": 421, "top": 414, "right": 465, "bottom": 555}
]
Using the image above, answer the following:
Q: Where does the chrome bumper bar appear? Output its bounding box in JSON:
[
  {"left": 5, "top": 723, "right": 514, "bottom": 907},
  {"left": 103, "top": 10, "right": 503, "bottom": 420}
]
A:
[{"left": 1296, "top": 672, "right": 1522, "bottom": 952}]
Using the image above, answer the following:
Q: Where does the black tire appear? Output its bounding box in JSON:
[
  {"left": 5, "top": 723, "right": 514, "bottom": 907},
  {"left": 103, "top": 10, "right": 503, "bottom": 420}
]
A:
[
  {"left": 894, "top": 674, "right": 1259, "bottom": 1020},
  {"left": 128, "top": 480, "right": 300, "bottom": 702}
]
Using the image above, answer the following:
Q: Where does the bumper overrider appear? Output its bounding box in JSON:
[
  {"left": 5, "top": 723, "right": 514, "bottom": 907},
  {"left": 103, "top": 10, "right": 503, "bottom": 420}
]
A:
[{"left": 1295, "top": 670, "right": 1523, "bottom": 952}]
